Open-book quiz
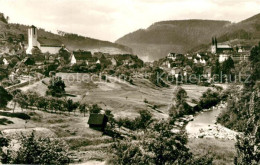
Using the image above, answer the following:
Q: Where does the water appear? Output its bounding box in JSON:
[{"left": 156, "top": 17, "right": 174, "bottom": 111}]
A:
[
  {"left": 186, "top": 103, "right": 238, "bottom": 140},
  {"left": 186, "top": 107, "right": 223, "bottom": 135}
]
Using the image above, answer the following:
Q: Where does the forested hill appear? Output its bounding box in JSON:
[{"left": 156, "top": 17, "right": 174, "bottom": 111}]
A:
[
  {"left": 116, "top": 20, "right": 231, "bottom": 61},
  {"left": 0, "top": 13, "right": 132, "bottom": 54},
  {"left": 116, "top": 13, "right": 260, "bottom": 61}
]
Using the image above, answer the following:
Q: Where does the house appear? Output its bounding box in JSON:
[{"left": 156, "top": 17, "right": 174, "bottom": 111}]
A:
[
  {"left": 162, "top": 60, "right": 171, "bottom": 68},
  {"left": 111, "top": 57, "right": 117, "bottom": 66},
  {"left": 70, "top": 50, "right": 92, "bottom": 65},
  {"left": 219, "top": 54, "right": 230, "bottom": 63},
  {"left": 167, "top": 53, "right": 176, "bottom": 60},
  {"left": 186, "top": 54, "right": 193, "bottom": 60},
  {"left": 96, "top": 59, "right": 100, "bottom": 64},
  {"left": 88, "top": 114, "right": 108, "bottom": 131},
  {"left": 199, "top": 58, "right": 206, "bottom": 65},
  {"left": 183, "top": 65, "right": 192, "bottom": 76},
  {"left": 26, "top": 25, "right": 63, "bottom": 54},
  {"left": 204, "top": 66, "right": 212, "bottom": 78},
  {"left": 211, "top": 37, "right": 233, "bottom": 54},
  {"left": 170, "top": 67, "right": 183, "bottom": 78},
  {"left": 32, "top": 55, "right": 45, "bottom": 65},
  {"left": 2, "top": 58, "right": 9, "bottom": 65}
]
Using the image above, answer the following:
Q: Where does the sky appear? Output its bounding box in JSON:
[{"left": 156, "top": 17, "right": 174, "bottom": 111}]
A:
[{"left": 0, "top": 0, "right": 260, "bottom": 42}]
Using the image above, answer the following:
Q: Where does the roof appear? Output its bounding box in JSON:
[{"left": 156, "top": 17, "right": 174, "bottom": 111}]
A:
[
  {"left": 73, "top": 51, "right": 92, "bottom": 60},
  {"left": 38, "top": 38, "right": 63, "bottom": 47},
  {"left": 88, "top": 114, "right": 107, "bottom": 125},
  {"left": 217, "top": 45, "right": 232, "bottom": 49},
  {"left": 31, "top": 55, "right": 45, "bottom": 62},
  {"left": 187, "top": 102, "right": 198, "bottom": 107}
]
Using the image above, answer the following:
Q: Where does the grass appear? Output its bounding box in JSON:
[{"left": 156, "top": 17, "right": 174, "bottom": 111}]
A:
[
  {"left": 188, "top": 138, "right": 236, "bottom": 165},
  {"left": 65, "top": 137, "right": 113, "bottom": 150}
]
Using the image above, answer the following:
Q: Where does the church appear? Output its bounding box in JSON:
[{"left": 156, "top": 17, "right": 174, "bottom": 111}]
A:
[
  {"left": 211, "top": 37, "right": 233, "bottom": 54},
  {"left": 26, "top": 25, "right": 63, "bottom": 54}
]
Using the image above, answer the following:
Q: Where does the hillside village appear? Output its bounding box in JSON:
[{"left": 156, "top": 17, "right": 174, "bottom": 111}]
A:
[
  {"left": 0, "top": 22, "right": 253, "bottom": 89},
  {"left": 0, "top": 10, "right": 259, "bottom": 165}
]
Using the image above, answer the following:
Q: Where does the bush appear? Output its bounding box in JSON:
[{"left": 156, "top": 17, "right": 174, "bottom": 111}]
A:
[
  {"left": 89, "top": 104, "right": 102, "bottom": 114},
  {"left": 198, "top": 89, "right": 220, "bottom": 109},
  {"left": 46, "top": 76, "right": 66, "bottom": 97},
  {"left": 0, "top": 86, "right": 12, "bottom": 108},
  {"left": 0, "top": 112, "right": 30, "bottom": 120},
  {"left": 1, "top": 131, "right": 70, "bottom": 164}
]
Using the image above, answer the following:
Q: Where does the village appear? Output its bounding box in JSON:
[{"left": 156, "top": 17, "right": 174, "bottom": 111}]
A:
[
  {"left": 0, "top": 7, "right": 259, "bottom": 165},
  {"left": 0, "top": 25, "right": 252, "bottom": 89}
]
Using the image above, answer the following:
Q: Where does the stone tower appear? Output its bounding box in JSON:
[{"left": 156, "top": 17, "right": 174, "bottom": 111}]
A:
[
  {"left": 211, "top": 37, "right": 217, "bottom": 54},
  {"left": 26, "top": 25, "right": 39, "bottom": 54}
]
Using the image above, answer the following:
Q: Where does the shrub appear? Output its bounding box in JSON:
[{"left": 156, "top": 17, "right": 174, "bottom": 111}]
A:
[
  {"left": 1, "top": 131, "right": 70, "bottom": 164},
  {"left": 89, "top": 104, "right": 102, "bottom": 114},
  {"left": 0, "top": 112, "right": 30, "bottom": 120},
  {"left": 0, "top": 86, "right": 12, "bottom": 108},
  {"left": 46, "top": 76, "right": 66, "bottom": 97}
]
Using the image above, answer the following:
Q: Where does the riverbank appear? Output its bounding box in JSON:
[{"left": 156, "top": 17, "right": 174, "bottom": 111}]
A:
[{"left": 186, "top": 102, "right": 239, "bottom": 140}]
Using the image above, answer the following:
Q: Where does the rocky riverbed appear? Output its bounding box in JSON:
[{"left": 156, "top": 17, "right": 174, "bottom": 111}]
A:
[{"left": 186, "top": 103, "right": 240, "bottom": 140}]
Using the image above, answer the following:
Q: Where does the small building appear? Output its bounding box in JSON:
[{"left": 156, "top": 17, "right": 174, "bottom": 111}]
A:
[
  {"left": 70, "top": 50, "right": 92, "bottom": 65},
  {"left": 204, "top": 66, "right": 212, "bottom": 78},
  {"left": 171, "top": 67, "right": 183, "bottom": 78},
  {"left": 88, "top": 114, "right": 108, "bottom": 131},
  {"left": 167, "top": 53, "right": 176, "bottom": 61},
  {"left": 111, "top": 57, "right": 117, "bottom": 66},
  {"left": 2, "top": 58, "right": 9, "bottom": 65},
  {"left": 219, "top": 54, "right": 230, "bottom": 63}
]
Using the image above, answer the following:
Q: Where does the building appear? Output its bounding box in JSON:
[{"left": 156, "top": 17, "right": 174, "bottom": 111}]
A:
[
  {"left": 111, "top": 57, "right": 117, "bottom": 66},
  {"left": 219, "top": 54, "right": 230, "bottom": 63},
  {"left": 2, "top": 58, "right": 9, "bottom": 65},
  {"left": 211, "top": 37, "right": 233, "bottom": 54},
  {"left": 70, "top": 50, "right": 92, "bottom": 65},
  {"left": 203, "top": 66, "right": 212, "bottom": 78},
  {"left": 26, "top": 25, "right": 63, "bottom": 54},
  {"left": 88, "top": 114, "right": 108, "bottom": 131},
  {"left": 167, "top": 53, "right": 176, "bottom": 60},
  {"left": 170, "top": 67, "right": 183, "bottom": 78}
]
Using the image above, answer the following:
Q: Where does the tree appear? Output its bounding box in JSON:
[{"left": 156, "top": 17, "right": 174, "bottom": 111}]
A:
[
  {"left": 135, "top": 110, "right": 153, "bottom": 130},
  {"left": 79, "top": 103, "right": 88, "bottom": 117},
  {"left": 1, "top": 131, "right": 70, "bottom": 164},
  {"left": 222, "top": 56, "right": 235, "bottom": 79},
  {"left": 65, "top": 99, "right": 78, "bottom": 115},
  {"left": 234, "top": 86, "right": 259, "bottom": 164},
  {"left": 110, "top": 120, "right": 213, "bottom": 165},
  {"left": 0, "top": 86, "right": 12, "bottom": 108},
  {"left": 10, "top": 89, "right": 22, "bottom": 113},
  {"left": 213, "top": 60, "right": 221, "bottom": 81},
  {"left": 46, "top": 76, "right": 66, "bottom": 97},
  {"left": 89, "top": 104, "right": 102, "bottom": 114},
  {"left": 169, "top": 87, "right": 191, "bottom": 118}
]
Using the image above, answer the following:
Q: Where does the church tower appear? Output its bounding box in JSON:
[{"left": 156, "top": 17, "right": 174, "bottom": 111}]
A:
[
  {"left": 211, "top": 37, "right": 217, "bottom": 54},
  {"left": 26, "top": 25, "right": 40, "bottom": 54}
]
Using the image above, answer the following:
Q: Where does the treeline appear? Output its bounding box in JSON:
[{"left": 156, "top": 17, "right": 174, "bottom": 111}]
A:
[{"left": 217, "top": 43, "right": 260, "bottom": 164}]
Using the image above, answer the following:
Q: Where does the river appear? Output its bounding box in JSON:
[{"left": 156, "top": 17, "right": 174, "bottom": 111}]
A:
[{"left": 186, "top": 102, "right": 239, "bottom": 140}]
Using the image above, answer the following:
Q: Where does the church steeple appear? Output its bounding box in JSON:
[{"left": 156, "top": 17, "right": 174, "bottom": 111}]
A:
[{"left": 214, "top": 37, "right": 217, "bottom": 47}]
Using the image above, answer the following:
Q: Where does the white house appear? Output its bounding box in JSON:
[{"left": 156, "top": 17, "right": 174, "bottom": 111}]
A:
[
  {"left": 199, "top": 59, "right": 206, "bottom": 65},
  {"left": 3, "top": 58, "right": 9, "bottom": 65},
  {"left": 26, "top": 25, "right": 63, "bottom": 54},
  {"left": 96, "top": 59, "right": 100, "bottom": 64},
  {"left": 167, "top": 53, "right": 176, "bottom": 61},
  {"left": 219, "top": 54, "right": 230, "bottom": 63}
]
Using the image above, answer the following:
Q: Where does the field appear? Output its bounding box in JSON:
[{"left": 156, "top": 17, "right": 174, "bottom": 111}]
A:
[{"left": 1, "top": 73, "right": 236, "bottom": 164}]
